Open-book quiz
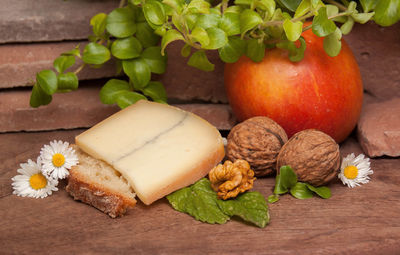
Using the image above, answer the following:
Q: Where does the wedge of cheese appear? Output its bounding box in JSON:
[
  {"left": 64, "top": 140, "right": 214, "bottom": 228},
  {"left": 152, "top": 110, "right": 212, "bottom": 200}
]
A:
[{"left": 76, "top": 100, "right": 225, "bottom": 205}]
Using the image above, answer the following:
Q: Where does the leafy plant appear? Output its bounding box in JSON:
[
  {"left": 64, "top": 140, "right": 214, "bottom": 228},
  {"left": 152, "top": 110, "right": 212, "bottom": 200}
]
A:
[
  {"left": 29, "top": 0, "right": 400, "bottom": 108},
  {"left": 267, "top": 165, "right": 331, "bottom": 203}
]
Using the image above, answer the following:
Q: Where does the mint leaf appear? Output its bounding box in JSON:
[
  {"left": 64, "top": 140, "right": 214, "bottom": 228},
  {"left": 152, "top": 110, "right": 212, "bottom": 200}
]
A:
[
  {"left": 279, "top": 165, "right": 297, "bottom": 189},
  {"left": 90, "top": 13, "right": 107, "bottom": 37},
  {"left": 167, "top": 178, "right": 269, "bottom": 228},
  {"left": 217, "top": 191, "right": 269, "bottom": 228},
  {"left": 142, "top": 81, "right": 167, "bottom": 103},
  {"left": 290, "top": 182, "right": 314, "bottom": 199},
  {"left": 218, "top": 36, "right": 246, "bottom": 63},
  {"left": 188, "top": 50, "right": 214, "bottom": 71},
  {"left": 283, "top": 19, "right": 302, "bottom": 41},
  {"left": 305, "top": 183, "right": 331, "bottom": 199},
  {"left": 246, "top": 38, "right": 265, "bottom": 62},
  {"left": 141, "top": 46, "right": 167, "bottom": 74},
  {"left": 167, "top": 178, "right": 230, "bottom": 224},
  {"left": 267, "top": 194, "right": 279, "bottom": 203},
  {"left": 116, "top": 91, "right": 147, "bottom": 109},
  {"left": 122, "top": 58, "right": 151, "bottom": 89},
  {"left": 373, "top": 0, "right": 400, "bottom": 26},
  {"left": 143, "top": 0, "right": 166, "bottom": 26},
  {"left": 99, "top": 79, "right": 131, "bottom": 104}
]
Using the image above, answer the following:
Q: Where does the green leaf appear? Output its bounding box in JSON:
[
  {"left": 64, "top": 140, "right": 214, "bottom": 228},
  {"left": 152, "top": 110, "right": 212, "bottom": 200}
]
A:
[
  {"left": 57, "top": 72, "right": 78, "bottom": 92},
  {"left": 142, "top": 81, "right": 167, "bottom": 102},
  {"left": 181, "top": 43, "right": 192, "bottom": 57},
  {"left": 276, "top": 37, "right": 306, "bottom": 62},
  {"left": 62, "top": 45, "right": 81, "bottom": 58},
  {"left": 136, "top": 22, "right": 161, "bottom": 48},
  {"left": 116, "top": 91, "right": 147, "bottom": 109},
  {"left": 106, "top": 7, "right": 136, "bottom": 38},
  {"left": 283, "top": 19, "right": 303, "bottom": 41},
  {"left": 219, "top": 12, "right": 240, "bottom": 36},
  {"left": 188, "top": 50, "right": 214, "bottom": 71},
  {"left": 82, "top": 42, "right": 111, "bottom": 65},
  {"left": 141, "top": 46, "right": 167, "bottom": 74},
  {"left": 312, "top": 7, "right": 337, "bottom": 37},
  {"left": 225, "top": 5, "right": 243, "bottom": 14},
  {"left": 195, "top": 13, "right": 221, "bottom": 30},
  {"left": 273, "top": 174, "right": 289, "bottom": 195},
  {"left": 190, "top": 26, "right": 210, "bottom": 47},
  {"left": 256, "top": 0, "right": 276, "bottom": 18},
  {"left": 161, "top": 29, "right": 184, "bottom": 55},
  {"left": 187, "top": 0, "right": 210, "bottom": 14},
  {"left": 99, "top": 79, "right": 131, "bottom": 104},
  {"left": 359, "top": 0, "right": 378, "bottom": 12},
  {"left": 276, "top": 0, "right": 302, "bottom": 12},
  {"left": 346, "top": 1, "right": 357, "bottom": 14},
  {"left": 246, "top": 39, "right": 265, "bottom": 62},
  {"left": 267, "top": 194, "right": 279, "bottom": 203},
  {"left": 172, "top": 13, "right": 185, "bottom": 32},
  {"left": 30, "top": 84, "right": 52, "bottom": 108},
  {"left": 167, "top": 178, "right": 230, "bottom": 224},
  {"left": 162, "top": 0, "right": 185, "bottom": 14},
  {"left": 90, "top": 13, "right": 107, "bottom": 36},
  {"left": 326, "top": 4, "right": 339, "bottom": 17},
  {"left": 123, "top": 58, "right": 151, "bottom": 89},
  {"left": 352, "top": 12, "right": 375, "bottom": 24},
  {"left": 217, "top": 191, "right": 269, "bottom": 228},
  {"left": 218, "top": 36, "right": 246, "bottom": 63},
  {"left": 323, "top": 27, "right": 342, "bottom": 57},
  {"left": 340, "top": 17, "right": 354, "bottom": 35},
  {"left": 36, "top": 70, "right": 57, "bottom": 95},
  {"left": 234, "top": 0, "right": 252, "bottom": 5},
  {"left": 53, "top": 55, "right": 75, "bottom": 73},
  {"left": 203, "top": 27, "right": 228, "bottom": 50},
  {"left": 143, "top": 0, "right": 166, "bottom": 26},
  {"left": 305, "top": 184, "right": 331, "bottom": 199},
  {"left": 240, "top": 9, "right": 263, "bottom": 37},
  {"left": 279, "top": 165, "right": 298, "bottom": 189},
  {"left": 290, "top": 182, "right": 314, "bottom": 199},
  {"left": 111, "top": 36, "right": 143, "bottom": 60},
  {"left": 294, "top": 0, "right": 311, "bottom": 18}
]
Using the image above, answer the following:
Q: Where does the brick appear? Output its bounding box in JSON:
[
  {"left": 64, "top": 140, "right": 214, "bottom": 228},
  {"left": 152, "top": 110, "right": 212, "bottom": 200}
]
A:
[
  {"left": 159, "top": 42, "right": 227, "bottom": 103},
  {"left": 0, "top": 84, "right": 235, "bottom": 133},
  {"left": 357, "top": 98, "right": 400, "bottom": 157},
  {"left": 0, "top": 42, "right": 118, "bottom": 88},
  {"left": 345, "top": 22, "right": 400, "bottom": 100},
  {"left": 0, "top": 0, "right": 117, "bottom": 43}
]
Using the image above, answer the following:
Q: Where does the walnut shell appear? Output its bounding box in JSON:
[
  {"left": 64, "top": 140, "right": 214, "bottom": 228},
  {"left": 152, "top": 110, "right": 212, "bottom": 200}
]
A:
[
  {"left": 226, "top": 116, "right": 288, "bottom": 176},
  {"left": 276, "top": 129, "right": 341, "bottom": 186}
]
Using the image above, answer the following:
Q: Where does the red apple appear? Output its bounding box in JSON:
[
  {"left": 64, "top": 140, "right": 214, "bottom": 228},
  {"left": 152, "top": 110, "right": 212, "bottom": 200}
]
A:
[{"left": 224, "top": 28, "right": 363, "bottom": 143}]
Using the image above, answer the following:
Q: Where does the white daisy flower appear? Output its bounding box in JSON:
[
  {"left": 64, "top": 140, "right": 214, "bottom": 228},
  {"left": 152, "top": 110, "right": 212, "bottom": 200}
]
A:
[
  {"left": 338, "top": 153, "right": 373, "bottom": 188},
  {"left": 11, "top": 157, "right": 58, "bottom": 198},
  {"left": 40, "top": 140, "right": 78, "bottom": 179}
]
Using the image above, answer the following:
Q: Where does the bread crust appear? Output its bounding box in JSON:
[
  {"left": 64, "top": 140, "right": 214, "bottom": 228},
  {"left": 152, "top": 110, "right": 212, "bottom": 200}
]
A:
[{"left": 66, "top": 168, "right": 136, "bottom": 218}]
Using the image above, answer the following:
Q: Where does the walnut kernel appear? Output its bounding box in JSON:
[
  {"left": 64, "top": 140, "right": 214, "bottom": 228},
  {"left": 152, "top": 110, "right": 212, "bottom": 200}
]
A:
[
  {"left": 209, "top": 159, "right": 255, "bottom": 200},
  {"left": 276, "top": 129, "right": 341, "bottom": 186},
  {"left": 226, "top": 116, "right": 288, "bottom": 176}
]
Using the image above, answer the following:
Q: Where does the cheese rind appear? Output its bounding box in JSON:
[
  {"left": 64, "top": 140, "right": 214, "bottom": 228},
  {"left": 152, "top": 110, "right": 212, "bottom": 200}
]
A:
[{"left": 76, "top": 100, "right": 225, "bottom": 205}]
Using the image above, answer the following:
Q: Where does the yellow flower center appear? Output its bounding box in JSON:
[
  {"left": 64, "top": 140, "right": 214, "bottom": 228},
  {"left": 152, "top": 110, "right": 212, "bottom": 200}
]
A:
[
  {"left": 344, "top": 165, "right": 358, "bottom": 179},
  {"left": 29, "top": 173, "right": 47, "bottom": 190},
  {"left": 52, "top": 153, "right": 65, "bottom": 167}
]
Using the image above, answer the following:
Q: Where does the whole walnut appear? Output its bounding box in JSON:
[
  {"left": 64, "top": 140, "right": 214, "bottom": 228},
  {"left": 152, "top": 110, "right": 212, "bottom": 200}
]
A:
[
  {"left": 226, "top": 116, "right": 288, "bottom": 176},
  {"left": 276, "top": 129, "right": 341, "bottom": 186}
]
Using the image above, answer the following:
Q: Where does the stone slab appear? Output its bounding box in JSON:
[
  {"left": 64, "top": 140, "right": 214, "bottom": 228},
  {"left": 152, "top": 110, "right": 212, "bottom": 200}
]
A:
[
  {"left": 357, "top": 98, "right": 400, "bottom": 157},
  {"left": 345, "top": 22, "right": 400, "bottom": 100},
  {"left": 0, "top": 0, "right": 117, "bottom": 43},
  {"left": 0, "top": 42, "right": 118, "bottom": 88},
  {"left": 0, "top": 84, "right": 235, "bottom": 133},
  {"left": 1, "top": 131, "right": 400, "bottom": 254}
]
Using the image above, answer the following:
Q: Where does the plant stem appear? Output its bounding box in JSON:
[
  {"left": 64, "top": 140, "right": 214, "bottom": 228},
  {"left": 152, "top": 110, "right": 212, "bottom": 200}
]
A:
[
  {"left": 74, "top": 63, "right": 86, "bottom": 75},
  {"left": 325, "top": 0, "right": 347, "bottom": 11},
  {"left": 119, "top": 0, "right": 127, "bottom": 8}
]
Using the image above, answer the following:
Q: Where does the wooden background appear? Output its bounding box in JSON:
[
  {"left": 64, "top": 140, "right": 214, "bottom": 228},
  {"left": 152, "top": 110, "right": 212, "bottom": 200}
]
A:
[{"left": 1, "top": 0, "right": 400, "bottom": 254}]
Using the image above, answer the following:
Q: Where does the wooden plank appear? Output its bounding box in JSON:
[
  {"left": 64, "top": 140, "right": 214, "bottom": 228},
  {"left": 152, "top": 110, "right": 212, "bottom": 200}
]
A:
[{"left": 1, "top": 131, "right": 399, "bottom": 254}]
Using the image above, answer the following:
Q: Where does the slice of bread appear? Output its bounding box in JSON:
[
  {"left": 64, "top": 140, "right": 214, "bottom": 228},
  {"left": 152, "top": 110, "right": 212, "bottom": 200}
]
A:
[{"left": 66, "top": 146, "right": 136, "bottom": 218}]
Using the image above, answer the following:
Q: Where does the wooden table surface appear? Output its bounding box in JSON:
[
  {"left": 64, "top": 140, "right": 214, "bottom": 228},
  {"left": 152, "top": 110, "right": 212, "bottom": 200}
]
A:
[{"left": 1, "top": 129, "right": 399, "bottom": 255}]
